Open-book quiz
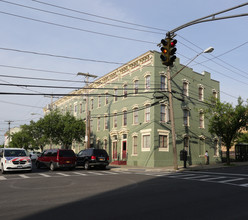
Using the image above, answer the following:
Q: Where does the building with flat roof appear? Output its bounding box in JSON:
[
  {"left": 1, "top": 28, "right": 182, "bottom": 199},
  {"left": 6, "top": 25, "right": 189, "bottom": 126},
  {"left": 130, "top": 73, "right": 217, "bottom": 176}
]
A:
[{"left": 47, "top": 50, "right": 221, "bottom": 167}]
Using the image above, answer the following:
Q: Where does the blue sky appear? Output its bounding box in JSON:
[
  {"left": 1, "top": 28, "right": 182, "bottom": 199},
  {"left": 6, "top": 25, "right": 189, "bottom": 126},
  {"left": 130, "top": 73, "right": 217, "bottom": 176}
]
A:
[{"left": 0, "top": 0, "right": 247, "bottom": 144}]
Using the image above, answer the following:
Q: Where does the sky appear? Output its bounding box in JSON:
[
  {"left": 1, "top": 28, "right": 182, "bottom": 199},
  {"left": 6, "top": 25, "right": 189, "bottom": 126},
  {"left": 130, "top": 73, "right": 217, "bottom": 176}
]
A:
[{"left": 0, "top": 0, "right": 247, "bottom": 144}]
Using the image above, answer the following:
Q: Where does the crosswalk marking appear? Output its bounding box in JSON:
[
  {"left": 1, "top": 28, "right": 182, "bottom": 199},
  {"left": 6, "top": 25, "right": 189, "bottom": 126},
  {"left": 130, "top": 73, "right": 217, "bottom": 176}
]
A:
[
  {"left": 169, "top": 174, "right": 196, "bottom": 178},
  {"left": 19, "top": 174, "right": 30, "bottom": 179},
  {"left": 100, "top": 171, "right": 118, "bottom": 175},
  {"left": 199, "top": 176, "right": 226, "bottom": 181},
  {"left": 38, "top": 173, "right": 51, "bottom": 177},
  {"left": 182, "top": 175, "right": 210, "bottom": 180},
  {"left": 87, "top": 171, "right": 104, "bottom": 175},
  {"left": 219, "top": 178, "right": 245, "bottom": 183},
  {"left": 239, "top": 183, "right": 248, "bottom": 187},
  {"left": 72, "top": 172, "right": 87, "bottom": 176},
  {"left": 56, "top": 172, "right": 70, "bottom": 177},
  {"left": 0, "top": 176, "right": 7, "bottom": 180}
]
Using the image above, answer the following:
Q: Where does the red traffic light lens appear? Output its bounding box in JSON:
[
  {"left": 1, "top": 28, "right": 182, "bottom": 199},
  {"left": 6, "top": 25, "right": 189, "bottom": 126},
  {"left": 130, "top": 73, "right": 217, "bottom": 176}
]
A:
[{"left": 170, "top": 39, "right": 177, "bottom": 47}]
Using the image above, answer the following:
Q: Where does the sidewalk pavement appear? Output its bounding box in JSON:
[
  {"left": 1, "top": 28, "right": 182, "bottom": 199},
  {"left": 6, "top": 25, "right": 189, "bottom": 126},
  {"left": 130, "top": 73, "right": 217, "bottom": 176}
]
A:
[{"left": 109, "top": 161, "right": 248, "bottom": 173}]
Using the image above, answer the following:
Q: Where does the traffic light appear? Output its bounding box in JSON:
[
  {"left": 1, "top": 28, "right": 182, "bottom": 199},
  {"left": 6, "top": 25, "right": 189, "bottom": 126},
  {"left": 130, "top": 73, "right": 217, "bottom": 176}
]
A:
[{"left": 160, "top": 37, "right": 177, "bottom": 66}]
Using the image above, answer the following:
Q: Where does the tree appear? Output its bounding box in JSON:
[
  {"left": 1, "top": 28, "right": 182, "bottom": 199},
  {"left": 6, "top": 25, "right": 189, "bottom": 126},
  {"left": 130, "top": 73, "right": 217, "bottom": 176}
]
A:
[
  {"left": 9, "top": 127, "right": 33, "bottom": 150},
  {"left": 206, "top": 97, "right": 248, "bottom": 165}
]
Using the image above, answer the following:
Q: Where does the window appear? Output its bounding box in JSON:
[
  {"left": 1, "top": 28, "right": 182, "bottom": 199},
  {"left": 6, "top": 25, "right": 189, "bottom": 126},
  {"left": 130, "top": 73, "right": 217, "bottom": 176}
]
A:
[
  {"left": 183, "top": 81, "right": 189, "bottom": 96},
  {"left": 199, "top": 86, "right": 204, "bottom": 101},
  {"left": 90, "top": 119, "right": 93, "bottom": 132},
  {"left": 145, "top": 105, "right": 150, "bottom": 122},
  {"left": 91, "top": 99, "right": 94, "bottom": 110},
  {"left": 113, "top": 113, "right": 117, "bottom": 128},
  {"left": 105, "top": 93, "right": 109, "bottom": 105},
  {"left": 183, "top": 110, "right": 189, "bottom": 126},
  {"left": 161, "top": 75, "right": 167, "bottom": 90},
  {"left": 98, "top": 96, "right": 101, "bottom": 108},
  {"left": 159, "top": 135, "right": 168, "bottom": 150},
  {"left": 74, "top": 104, "right": 77, "bottom": 113},
  {"left": 145, "top": 75, "right": 150, "bottom": 90},
  {"left": 123, "top": 84, "right": 127, "bottom": 98},
  {"left": 80, "top": 103, "right": 83, "bottom": 114},
  {"left": 114, "top": 89, "right": 118, "bottom": 102},
  {"left": 199, "top": 111, "right": 204, "bottom": 128},
  {"left": 133, "top": 107, "right": 139, "bottom": 125},
  {"left": 123, "top": 110, "right": 127, "bottom": 126},
  {"left": 160, "top": 104, "right": 168, "bottom": 123},
  {"left": 132, "top": 136, "right": 138, "bottom": 155},
  {"left": 97, "top": 117, "right": 100, "bottom": 131},
  {"left": 134, "top": 80, "right": 138, "bottom": 94},
  {"left": 143, "top": 135, "right": 151, "bottom": 149},
  {"left": 104, "top": 115, "right": 108, "bottom": 130}
]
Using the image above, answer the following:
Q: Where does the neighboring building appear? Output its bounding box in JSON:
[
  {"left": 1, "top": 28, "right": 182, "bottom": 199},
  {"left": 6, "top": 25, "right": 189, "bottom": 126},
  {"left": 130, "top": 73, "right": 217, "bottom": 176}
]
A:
[
  {"left": 4, "top": 127, "right": 21, "bottom": 147},
  {"left": 48, "top": 51, "right": 221, "bottom": 167}
]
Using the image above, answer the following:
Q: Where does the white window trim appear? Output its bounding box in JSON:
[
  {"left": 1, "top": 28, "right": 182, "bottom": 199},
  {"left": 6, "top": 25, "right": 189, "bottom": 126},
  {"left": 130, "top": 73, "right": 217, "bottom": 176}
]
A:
[
  {"left": 132, "top": 133, "right": 138, "bottom": 156},
  {"left": 157, "top": 129, "right": 170, "bottom": 152},
  {"left": 140, "top": 129, "right": 151, "bottom": 152}
]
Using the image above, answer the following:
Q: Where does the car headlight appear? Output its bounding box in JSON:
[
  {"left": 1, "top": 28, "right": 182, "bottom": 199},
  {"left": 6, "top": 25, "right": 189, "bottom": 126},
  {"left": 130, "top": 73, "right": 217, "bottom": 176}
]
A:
[{"left": 5, "top": 159, "right": 12, "bottom": 164}]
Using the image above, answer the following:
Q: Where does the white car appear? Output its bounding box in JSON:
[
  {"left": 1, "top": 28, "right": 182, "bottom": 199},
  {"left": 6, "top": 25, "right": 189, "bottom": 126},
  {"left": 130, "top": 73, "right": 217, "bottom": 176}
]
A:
[{"left": 0, "top": 148, "right": 32, "bottom": 174}]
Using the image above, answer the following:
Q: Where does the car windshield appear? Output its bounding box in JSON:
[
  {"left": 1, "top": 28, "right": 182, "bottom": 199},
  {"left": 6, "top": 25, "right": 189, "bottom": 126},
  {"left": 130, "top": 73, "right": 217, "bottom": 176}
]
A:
[
  {"left": 5, "top": 150, "right": 27, "bottom": 157},
  {"left": 59, "top": 150, "right": 75, "bottom": 157}
]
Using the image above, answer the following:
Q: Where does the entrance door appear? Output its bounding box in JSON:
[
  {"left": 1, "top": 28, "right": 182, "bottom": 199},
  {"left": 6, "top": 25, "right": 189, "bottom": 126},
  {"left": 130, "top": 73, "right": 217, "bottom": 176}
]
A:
[
  {"left": 122, "top": 141, "right": 127, "bottom": 159},
  {"left": 113, "top": 141, "right": 117, "bottom": 160}
]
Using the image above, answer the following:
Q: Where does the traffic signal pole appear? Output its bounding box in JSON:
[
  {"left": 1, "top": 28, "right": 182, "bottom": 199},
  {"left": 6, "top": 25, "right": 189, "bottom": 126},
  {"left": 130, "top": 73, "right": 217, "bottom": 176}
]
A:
[{"left": 167, "top": 66, "right": 178, "bottom": 170}]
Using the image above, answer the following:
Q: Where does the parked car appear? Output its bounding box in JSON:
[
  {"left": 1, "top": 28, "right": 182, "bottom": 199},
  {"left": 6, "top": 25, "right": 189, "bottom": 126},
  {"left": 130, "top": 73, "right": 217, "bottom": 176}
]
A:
[
  {"left": 0, "top": 148, "right": 32, "bottom": 174},
  {"left": 77, "top": 148, "right": 109, "bottom": 170},
  {"left": 36, "top": 149, "right": 76, "bottom": 171}
]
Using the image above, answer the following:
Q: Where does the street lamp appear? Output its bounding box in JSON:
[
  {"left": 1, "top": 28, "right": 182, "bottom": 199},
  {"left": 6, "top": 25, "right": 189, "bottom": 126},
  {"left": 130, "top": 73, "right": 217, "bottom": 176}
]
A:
[
  {"left": 77, "top": 72, "right": 98, "bottom": 149},
  {"left": 168, "top": 46, "right": 214, "bottom": 170}
]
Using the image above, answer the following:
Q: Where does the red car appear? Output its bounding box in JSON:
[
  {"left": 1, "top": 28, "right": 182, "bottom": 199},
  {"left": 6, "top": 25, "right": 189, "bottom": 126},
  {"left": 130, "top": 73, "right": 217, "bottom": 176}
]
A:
[{"left": 36, "top": 149, "right": 76, "bottom": 171}]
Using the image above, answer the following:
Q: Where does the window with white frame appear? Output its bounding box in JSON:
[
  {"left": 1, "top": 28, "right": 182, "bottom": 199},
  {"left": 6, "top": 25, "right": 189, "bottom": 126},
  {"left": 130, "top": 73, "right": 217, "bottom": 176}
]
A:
[
  {"left": 132, "top": 135, "right": 138, "bottom": 155},
  {"left": 161, "top": 75, "right": 167, "bottom": 90},
  {"left": 113, "top": 112, "right": 117, "bottom": 128},
  {"left": 160, "top": 104, "right": 168, "bottom": 123},
  {"left": 91, "top": 98, "right": 94, "bottom": 110},
  {"left": 140, "top": 129, "right": 151, "bottom": 151},
  {"left": 199, "top": 86, "right": 204, "bottom": 101},
  {"left": 134, "top": 80, "right": 138, "bottom": 94},
  {"left": 114, "top": 89, "right": 118, "bottom": 102},
  {"left": 133, "top": 107, "right": 139, "bottom": 125},
  {"left": 98, "top": 96, "right": 101, "bottom": 108},
  {"left": 199, "top": 111, "right": 204, "bottom": 129},
  {"left": 104, "top": 115, "right": 108, "bottom": 130},
  {"left": 145, "top": 104, "right": 150, "bottom": 122},
  {"left": 145, "top": 75, "right": 150, "bottom": 90},
  {"left": 123, "top": 110, "right": 127, "bottom": 126},
  {"left": 183, "top": 81, "right": 189, "bottom": 96},
  {"left": 97, "top": 117, "right": 100, "bottom": 131},
  {"left": 105, "top": 93, "right": 109, "bottom": 105},
  {"left": 183, "top": 109, "right": 189, "bottom": 126},
  {"left": 123, "top": 84, "right": 127, "bottom": 98}
]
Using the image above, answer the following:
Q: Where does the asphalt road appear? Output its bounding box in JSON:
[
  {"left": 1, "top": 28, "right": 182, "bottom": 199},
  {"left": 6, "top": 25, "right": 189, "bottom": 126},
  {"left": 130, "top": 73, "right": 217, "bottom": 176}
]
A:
[{"left": 0, "top": 166, "right": 248, "bottom": 220}]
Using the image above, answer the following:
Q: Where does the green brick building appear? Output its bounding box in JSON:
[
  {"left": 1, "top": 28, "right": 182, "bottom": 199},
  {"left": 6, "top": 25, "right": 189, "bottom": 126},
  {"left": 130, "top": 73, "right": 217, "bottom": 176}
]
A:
[{"left": 51, "top": 50, "right": 221, "bottom": 167}]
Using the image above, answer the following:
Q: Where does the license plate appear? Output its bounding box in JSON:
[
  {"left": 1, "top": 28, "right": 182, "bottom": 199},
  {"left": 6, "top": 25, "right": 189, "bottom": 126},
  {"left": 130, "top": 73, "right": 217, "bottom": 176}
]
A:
[
  {"left": 66, "top": 161, "right": 70, "bottom": 163},
  {"left": 17, "top": 166, "right": 23, "bottom": 168},
  {"left": 99, "top": 158, "right": 105, "bottom": 161}
]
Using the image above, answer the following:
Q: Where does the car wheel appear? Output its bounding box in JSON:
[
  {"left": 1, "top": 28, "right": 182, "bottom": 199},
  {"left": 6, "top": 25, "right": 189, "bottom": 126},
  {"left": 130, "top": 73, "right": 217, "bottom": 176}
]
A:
[
  {"left": 1, "top": 164, "right": 5, "bottom": 174},
  {"left": 50, "top": 162, "right": 55, "bottom": 171},
  {"left": 84, "top": 161, "right": 90, "bottom": 170}
]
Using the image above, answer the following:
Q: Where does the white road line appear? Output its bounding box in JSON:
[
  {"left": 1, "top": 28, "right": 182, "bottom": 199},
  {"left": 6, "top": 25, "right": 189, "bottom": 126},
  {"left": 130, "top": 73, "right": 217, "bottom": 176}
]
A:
[
  {"left": 72, "top": 172, "right": 87, "bottom": 176},
  {"left": 239, "top": 183, "right": 248, "bottom": 187},
  {"left": 19, "top": 174, "right": 30, "bottom": 179},
  {"left": 182, "top": 175, "right": 210, "bottom": 180},
  {"left": 101, "top": 171, "right": 118, "bottom": 175},
  {"left": 168, "top": 174, "right": 196, "bottom": 178},
  {"left": 38, "top": 173, "right": 51, "bottom": 177},
  {"left": 219, "top": 178, "right": 245, "bottom": 183},
  {"left": 87, "top": 171, "right": 104, "bottom": 175},
  {"left": 184, "top": 171, "right": 248, "bottom": 177},
  {"left": 56, "top": 172, "right": 70, "bottom": 177},
  {"left": 0, "top": 176, "right": 7, "bottom": 180},
  {"left": 199, "top": 176, "right": 227, "bottom": 181}
]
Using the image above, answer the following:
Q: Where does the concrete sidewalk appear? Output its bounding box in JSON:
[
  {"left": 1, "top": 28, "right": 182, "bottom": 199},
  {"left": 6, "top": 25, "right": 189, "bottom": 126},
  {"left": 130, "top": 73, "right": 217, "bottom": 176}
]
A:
[{"left": 109, "top": 161, "right": 248, "bottom": 173}]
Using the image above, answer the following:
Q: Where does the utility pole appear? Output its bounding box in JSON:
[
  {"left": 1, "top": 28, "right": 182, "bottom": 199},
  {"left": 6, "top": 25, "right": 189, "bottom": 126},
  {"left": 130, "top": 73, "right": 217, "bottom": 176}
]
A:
[
  {"left": 5, "top": 120, "right": 14, "bottom": 147},
  {"left": 77, "top": 72, "right": 97, "bottom": 149}
]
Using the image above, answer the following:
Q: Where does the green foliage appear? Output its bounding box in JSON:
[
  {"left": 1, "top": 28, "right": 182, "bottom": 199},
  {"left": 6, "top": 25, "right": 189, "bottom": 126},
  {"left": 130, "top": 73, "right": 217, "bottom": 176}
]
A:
[
  {"left": 9, "top": 111, "right": 85, "bottom": 151},
  {"left": 205, "top": 97, "right": 248, "bottom": 164}
]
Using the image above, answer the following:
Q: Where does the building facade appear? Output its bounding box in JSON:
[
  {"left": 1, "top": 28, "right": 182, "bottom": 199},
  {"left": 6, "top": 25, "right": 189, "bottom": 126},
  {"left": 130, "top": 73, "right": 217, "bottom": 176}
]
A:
[{"left": 50, "top": 51, "right": 221, "bottom": 167}]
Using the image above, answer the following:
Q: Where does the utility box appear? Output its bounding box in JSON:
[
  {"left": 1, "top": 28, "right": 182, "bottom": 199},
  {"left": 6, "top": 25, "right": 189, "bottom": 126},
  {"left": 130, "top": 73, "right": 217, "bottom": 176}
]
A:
[{"left": 180, "top": 150, "right": 187, "bottom": 161}]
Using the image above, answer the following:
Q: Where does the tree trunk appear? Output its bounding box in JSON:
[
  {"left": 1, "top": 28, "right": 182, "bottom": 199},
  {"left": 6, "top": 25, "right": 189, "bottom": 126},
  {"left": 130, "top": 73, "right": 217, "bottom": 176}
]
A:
[{"left": 226, "top": 147, "right": 230, "bottom": 165}]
